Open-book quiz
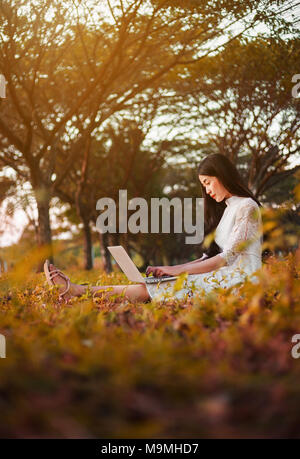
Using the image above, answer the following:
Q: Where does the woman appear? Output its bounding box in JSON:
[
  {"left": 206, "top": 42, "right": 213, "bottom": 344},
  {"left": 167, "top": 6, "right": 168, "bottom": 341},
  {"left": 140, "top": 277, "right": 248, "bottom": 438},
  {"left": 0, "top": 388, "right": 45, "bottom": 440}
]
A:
[{"left": 44, "top": 154, "right": 262, "bottom": 303}]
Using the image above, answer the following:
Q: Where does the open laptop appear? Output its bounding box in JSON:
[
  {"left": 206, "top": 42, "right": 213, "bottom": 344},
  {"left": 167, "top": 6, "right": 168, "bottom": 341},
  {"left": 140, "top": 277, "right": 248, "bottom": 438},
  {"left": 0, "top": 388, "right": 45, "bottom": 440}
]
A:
[{"left": 107, "top": 246, "right": 178, "bottom": 284}]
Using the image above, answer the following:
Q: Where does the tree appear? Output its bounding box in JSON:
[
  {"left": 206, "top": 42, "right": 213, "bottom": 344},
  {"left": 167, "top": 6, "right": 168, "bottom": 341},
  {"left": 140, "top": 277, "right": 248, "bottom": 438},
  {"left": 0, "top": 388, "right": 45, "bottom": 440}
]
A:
[
  {"left": 55, "top": 116, "right": 172, "bottom": 270},
  {"left": 155, "top": 36, "right": 300, "bottom": 200},
  {"left": 0, "top": 0, "right": 295, "bottom": 268}
]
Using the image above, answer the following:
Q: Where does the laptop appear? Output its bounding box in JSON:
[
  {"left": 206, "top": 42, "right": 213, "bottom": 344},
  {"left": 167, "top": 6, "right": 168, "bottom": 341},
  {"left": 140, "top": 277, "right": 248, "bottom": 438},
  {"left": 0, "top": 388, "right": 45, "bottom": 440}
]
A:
[{"left": 107, "top": 246, "right": 178, "bottom": 284}]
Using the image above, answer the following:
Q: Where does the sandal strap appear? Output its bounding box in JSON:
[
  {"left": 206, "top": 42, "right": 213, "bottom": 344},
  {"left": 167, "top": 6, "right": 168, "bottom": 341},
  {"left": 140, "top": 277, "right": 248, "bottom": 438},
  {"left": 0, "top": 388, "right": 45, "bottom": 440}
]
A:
[
  {"left": 49, "top": 269, "right": 69, "bottom": 279},
  {"left": 49, "top": 270, "right": 70, "bottom": 282},
  {"left": 48, "top": 269, "right": 71, "bottom": 299},
  {"left": 59, "top": 278, "right": 71, "bottom": 299}
]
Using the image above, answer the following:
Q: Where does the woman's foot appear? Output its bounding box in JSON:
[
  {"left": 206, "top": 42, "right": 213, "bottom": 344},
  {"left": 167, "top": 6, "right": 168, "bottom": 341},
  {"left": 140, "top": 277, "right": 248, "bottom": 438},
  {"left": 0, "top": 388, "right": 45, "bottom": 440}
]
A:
[{"left": 46, "top": 263, "right": 85, "bottom": 301}]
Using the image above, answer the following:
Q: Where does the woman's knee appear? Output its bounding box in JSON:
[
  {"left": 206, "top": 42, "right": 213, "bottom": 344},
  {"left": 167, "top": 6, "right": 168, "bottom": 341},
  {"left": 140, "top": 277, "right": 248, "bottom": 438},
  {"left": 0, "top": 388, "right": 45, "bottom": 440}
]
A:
[{"left": 124, "top": 284, "right": 150, "bottom": 302}]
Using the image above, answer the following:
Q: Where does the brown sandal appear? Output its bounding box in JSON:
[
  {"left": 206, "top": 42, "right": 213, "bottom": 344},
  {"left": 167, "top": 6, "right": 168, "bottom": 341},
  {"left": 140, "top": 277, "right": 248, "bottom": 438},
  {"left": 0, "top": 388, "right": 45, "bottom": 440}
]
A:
[{"left": 44, "top": 260, "right": 71, "bottom": 302}]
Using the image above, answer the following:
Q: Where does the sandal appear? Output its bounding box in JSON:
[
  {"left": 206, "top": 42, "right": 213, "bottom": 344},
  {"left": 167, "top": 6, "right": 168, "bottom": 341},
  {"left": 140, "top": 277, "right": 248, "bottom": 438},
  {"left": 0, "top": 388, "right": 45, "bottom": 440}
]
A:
[{"left": 44, "top": 259, "right": 71, "bottom": 302}]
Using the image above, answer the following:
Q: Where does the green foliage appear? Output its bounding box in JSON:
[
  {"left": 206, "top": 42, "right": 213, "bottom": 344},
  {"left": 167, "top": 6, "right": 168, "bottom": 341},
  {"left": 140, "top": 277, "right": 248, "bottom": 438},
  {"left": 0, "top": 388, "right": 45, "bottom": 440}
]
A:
[{"left": 0, "top": 251, "right": 300, "bottom": 438}]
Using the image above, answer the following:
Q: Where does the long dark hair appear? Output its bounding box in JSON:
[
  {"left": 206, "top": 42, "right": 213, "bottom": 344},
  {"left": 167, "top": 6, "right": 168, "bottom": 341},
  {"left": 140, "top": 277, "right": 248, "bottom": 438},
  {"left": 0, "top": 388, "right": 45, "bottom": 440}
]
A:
[{"left": 197, "top": 153, "right": 261, "bottom": 257}]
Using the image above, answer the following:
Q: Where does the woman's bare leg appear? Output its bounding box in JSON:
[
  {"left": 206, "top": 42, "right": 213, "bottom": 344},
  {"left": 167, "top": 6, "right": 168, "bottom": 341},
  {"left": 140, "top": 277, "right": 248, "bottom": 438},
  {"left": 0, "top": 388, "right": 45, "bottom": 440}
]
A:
[
  {"left": 47, "top": 263, "right": 150, "bottom": 303},
  {"left": 91, "top": 284, "right": 150, "bottom": 302}
]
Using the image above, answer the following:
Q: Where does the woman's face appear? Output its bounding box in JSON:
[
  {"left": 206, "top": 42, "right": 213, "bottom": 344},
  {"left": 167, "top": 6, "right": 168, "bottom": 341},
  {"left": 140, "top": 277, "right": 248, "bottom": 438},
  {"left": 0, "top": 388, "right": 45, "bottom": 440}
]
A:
[{"left": 198, "top": 175, "right": 232, "bottom": 202}]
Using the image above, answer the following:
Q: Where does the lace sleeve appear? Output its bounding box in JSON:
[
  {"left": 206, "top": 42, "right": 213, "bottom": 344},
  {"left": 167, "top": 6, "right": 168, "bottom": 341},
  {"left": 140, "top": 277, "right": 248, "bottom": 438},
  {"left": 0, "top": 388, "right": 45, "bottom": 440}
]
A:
[{"left": 219, "top": 201, "right": 262, "bottom": 266}]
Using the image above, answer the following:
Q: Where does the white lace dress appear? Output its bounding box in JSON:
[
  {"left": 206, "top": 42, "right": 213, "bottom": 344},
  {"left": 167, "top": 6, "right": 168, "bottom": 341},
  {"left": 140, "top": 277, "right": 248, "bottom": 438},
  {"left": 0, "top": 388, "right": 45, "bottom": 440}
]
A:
[{"left": 145, "top": 195, "right": 263, "bottom": 302}]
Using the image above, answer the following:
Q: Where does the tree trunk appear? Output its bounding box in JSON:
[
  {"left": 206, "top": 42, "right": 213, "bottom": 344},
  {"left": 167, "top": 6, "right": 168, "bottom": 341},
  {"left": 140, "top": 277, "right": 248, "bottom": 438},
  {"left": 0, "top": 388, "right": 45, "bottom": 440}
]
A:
[
  {"left": 99, "top": 232, "right": 112, "bottom": 273},
  {"left": 82, "top": 218, "right": 93, "bottom": 270},
  {"left": 36, "top": 190, "right": 53, "bottom": 270}
]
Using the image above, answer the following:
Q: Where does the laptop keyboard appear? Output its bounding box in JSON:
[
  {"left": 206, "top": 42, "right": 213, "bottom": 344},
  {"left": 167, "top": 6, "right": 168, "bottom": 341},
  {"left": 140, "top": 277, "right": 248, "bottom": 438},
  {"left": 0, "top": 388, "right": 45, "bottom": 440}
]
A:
[{"left": 145, "top": 276, "right": 178, "bottom": 284}]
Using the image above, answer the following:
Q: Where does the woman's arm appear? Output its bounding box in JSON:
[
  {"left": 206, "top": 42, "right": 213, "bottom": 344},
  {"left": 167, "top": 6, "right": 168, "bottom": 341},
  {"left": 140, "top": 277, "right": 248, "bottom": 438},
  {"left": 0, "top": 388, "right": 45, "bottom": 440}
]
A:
[
  {"left": 146, "top": 254, "right": 208, "bottom": 277},
  {"left": 146, "top": 254, "right": 225, "bottom": 277},
  {"left": 180, "top": 253, "right": 208, "bottom": 267},
  {"left": 168, "top": 256, "right": 207, "bottom": 271},
  {"left": 179, "top": 254, "right": 226, "bottom": 275}
]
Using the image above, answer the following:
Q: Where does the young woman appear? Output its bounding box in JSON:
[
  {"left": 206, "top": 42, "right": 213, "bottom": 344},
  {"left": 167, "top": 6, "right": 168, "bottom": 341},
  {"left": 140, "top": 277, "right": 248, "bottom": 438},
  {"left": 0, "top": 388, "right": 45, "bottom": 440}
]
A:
[{"left": 44, "top": 154, "right": 263, "bottom": 303}]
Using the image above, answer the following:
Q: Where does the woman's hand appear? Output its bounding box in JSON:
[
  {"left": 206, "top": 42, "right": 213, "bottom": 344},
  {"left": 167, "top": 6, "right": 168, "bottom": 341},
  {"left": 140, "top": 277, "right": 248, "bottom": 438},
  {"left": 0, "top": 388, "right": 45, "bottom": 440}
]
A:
[{"left": 146, "top": 265, "right": 180, "bottom": 277}]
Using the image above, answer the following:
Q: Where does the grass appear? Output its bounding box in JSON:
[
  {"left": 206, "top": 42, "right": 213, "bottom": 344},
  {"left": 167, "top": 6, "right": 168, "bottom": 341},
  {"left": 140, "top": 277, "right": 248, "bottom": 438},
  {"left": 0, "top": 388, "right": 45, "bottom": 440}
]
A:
[{"left": 0, "top": 251, "right": 300, "bottom": 438}]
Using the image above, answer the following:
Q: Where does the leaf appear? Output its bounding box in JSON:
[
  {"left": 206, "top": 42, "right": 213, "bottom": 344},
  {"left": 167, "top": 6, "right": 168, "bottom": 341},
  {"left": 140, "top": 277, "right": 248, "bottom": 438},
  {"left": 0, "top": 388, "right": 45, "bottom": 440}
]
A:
[{"left": 172, "top": 272, "right": 188, "bottom": 293}]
